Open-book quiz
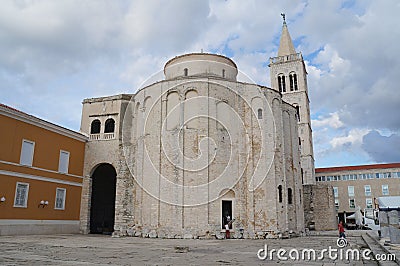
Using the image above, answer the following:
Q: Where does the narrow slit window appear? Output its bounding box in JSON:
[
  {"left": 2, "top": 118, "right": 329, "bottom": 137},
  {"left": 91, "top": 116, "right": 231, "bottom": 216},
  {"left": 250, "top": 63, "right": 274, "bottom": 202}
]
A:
[
  {"left": 295, "top": 106, "right": 300, "bottom": 122},
  {"left": 184, "top": 68, "right": 188, "bottom": 76},
  {"left": 278, "top": 185, "right": 282, "bottom": 203},
  {"left": 257, "top": 108, "right": 262, "bottom": 119},
  {"left": 288, "top": 188, "right": 293, "bottom": 204}
]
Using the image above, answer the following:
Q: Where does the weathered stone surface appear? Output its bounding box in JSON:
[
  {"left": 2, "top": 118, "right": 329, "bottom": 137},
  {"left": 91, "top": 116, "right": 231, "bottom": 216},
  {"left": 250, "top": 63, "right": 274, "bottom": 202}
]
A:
[
  {"left": 79, "top": 51, "right": 313, "bottom": 239},
  {"left": 149, "top": 230, "right": 157, "bottom": 238},
  {"left": 183, "top": 233, "right": 193, "bottom": 239}
]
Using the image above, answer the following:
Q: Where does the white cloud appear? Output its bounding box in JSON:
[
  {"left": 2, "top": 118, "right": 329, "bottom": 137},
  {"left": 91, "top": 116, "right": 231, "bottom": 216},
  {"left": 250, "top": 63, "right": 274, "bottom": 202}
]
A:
[
  {"left": 330, "top": 128, "right": 369, "bottom": 149},
  {"left": 312, "top": 112, "right": 344, "bottom": 129}
]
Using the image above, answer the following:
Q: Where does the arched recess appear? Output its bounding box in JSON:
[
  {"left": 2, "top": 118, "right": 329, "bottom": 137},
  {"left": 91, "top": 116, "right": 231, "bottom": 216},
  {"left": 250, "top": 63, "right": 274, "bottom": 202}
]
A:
[{"left": 90, "top": 163, "right": 117, "bottom": 234}]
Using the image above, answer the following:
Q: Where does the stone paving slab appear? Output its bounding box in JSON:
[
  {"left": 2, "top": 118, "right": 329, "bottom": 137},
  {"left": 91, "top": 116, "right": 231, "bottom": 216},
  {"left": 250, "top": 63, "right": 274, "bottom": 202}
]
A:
[{"left": 0, "top": 233, "right": 382, "bottom": 265}]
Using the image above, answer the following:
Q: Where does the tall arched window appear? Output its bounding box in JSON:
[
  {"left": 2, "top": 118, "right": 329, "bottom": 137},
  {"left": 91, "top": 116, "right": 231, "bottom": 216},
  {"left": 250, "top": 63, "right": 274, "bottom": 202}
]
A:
[
  {"left": 90, "top": 119, "right": 101, "bottom": 134},
  {"left": 288, "top": 188, "right": 293, "bottom": 204},
  {"left": 184, "top": 68, "right": 188, "bottom": 76},
  {"left": 278, "top": 185, "right": 283, "bottom": 203},
  {"left": 104, "top": 118, "right": 115, "bottom": 133},
  {"left": 289, "top": 72, "right": 298, "bottom": 91},
  {"left": 278, "top": 75, "right": 286, "bottom": 93},
  {"left": 289, "top": 73, "right": 294, "bottom": 91},
  {"left": 257, "top": 108, "right": 263, "bottom": 119}
]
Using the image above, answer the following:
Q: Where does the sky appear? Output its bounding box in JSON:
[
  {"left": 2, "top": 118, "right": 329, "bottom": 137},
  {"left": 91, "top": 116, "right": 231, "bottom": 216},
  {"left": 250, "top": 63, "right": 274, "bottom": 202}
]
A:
[{"left": 1, "top": 0, "right": 399, "bottom": 168}]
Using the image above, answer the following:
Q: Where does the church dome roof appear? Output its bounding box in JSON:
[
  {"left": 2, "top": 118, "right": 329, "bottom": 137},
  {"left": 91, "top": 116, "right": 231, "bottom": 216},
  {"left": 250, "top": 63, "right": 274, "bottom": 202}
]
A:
[{"left": 164, "top": 53, "right": 238, "bottom": 81}]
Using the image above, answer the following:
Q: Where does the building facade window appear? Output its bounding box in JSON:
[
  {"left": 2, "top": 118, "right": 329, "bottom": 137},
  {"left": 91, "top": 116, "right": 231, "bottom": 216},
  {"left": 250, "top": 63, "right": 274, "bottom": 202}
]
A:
[
  {"left": 104, "top": 118, "right": 115, "bottom": 133},
  {"left": 349, "top": 199, "right": 355, "bottom": 208},
  {"left": 364, "top": 185, "right": 371, "bottom": 196},
  {"left": 184, "top": 68, "right": 188, "bottom": 76},
  {"left": 55, "top": 188, "right": 66, "bottom": 210},
  {"left": 359, "top": 173, "right": 374, "bottom": 179},
  {"left": 20, "top": 139, "right": 35, "bottom": 166},
  {"left": 378, "top": 172, "right": 392, "bottom": 178},
  {"left": 58, "top": 150, "right": 70, "bottom": 174},
  {"left": 348, "top": 186, "right": 354, "bottom": 197},
  {"left": 335, "top": 199, "right": 339, "bottom": 210},
  {"left": 366, "top": 198, "right": 373, "bottom": 209},
  {"left": 90, "top": 119, "right": 101, "bottom": 134},
  {"left": 333, "top": 187, "right": 338, "bottom": 198},
  {"left": 382, "top": 185, "right": 389, "bottom": 195},
  {"left": 349, "top": 174, "right": 357, "bottom": 180},
  {"left": 222, "top": 69, "right": 225, "bottom": 78},
  {"left": 257, "top": 108, "right": 263, "bottom": 119},
  {"left": 14, "top": 182, "right": 29, "bottom": 207}
]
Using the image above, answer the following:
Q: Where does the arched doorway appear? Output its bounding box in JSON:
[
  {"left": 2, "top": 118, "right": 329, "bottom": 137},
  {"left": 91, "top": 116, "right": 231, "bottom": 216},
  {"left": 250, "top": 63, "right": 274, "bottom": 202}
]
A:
[{"left": 90, "top": 164, "right": 117, "bottom": 234}]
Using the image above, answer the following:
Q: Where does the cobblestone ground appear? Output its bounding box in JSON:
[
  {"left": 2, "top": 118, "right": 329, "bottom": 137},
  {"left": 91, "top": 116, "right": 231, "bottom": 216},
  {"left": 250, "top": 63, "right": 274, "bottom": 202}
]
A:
[{"left": 0, "top": 233, "right": 378, "bottom": 266}]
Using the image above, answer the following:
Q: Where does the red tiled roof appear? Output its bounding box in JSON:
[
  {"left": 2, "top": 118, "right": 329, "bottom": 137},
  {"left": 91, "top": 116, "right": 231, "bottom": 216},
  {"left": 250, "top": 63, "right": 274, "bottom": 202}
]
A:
[{"left": 316, "top": 163, "right": 400, "bottom": 173}]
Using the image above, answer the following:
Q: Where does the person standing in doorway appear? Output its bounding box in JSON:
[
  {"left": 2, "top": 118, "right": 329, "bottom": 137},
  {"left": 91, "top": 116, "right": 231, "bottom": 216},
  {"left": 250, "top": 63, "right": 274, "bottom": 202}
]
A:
[{"left": 225, "top": 215, "right": 231, "bottom": 239}]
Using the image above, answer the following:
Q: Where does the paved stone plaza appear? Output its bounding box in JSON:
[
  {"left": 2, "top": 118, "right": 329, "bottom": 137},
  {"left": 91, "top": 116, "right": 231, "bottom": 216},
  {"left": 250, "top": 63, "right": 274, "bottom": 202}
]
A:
[{"left": 1, "top": 231, "right": 395, "bottom": 265}]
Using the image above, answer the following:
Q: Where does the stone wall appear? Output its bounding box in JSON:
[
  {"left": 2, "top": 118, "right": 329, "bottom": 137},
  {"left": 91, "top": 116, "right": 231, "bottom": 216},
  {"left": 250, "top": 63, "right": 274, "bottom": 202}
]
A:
[{"left": 303, "top": 183, "right": 337, "bottom": 231}]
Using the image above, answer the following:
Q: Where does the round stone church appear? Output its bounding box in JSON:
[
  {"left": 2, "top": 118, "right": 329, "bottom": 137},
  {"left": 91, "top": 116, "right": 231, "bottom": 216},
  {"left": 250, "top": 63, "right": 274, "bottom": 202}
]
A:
[{"left": 78, "top": 21, "right": 328, "bottom": 238}]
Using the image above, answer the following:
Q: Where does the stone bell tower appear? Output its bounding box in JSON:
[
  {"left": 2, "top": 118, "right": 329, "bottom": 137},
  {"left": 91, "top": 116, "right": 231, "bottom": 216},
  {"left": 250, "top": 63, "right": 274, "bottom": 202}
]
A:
[{"left": 269, "top": 14, "right": 315, "bottom": 185}]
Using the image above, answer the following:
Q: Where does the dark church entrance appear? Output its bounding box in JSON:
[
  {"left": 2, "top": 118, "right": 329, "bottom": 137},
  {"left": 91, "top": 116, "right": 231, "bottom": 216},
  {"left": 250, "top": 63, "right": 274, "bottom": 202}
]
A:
[
  {"left": 90, "top": 164, "right": 117, "bottom": 234},
  {"left": 222, "top": 200, "right": 233, "bottom": 229}
]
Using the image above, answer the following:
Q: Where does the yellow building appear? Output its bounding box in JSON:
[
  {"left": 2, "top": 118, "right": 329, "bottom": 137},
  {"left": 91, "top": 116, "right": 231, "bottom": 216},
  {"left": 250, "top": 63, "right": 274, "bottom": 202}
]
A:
[{"left": 0, "top": 104, "right": 87, "bottom": 235}]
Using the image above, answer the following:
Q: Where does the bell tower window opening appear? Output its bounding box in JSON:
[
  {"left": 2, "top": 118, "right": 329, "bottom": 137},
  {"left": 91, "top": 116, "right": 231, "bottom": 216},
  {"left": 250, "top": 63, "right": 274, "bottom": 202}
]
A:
[
  {"left": 289, "top": 72, "right": 298, "bottom": 91},
  {"left": 278, "top": 75, "right": 286, "bottom": 93},
  {"left": 289, "top": 74, "right": 294, "bottom": 91}
]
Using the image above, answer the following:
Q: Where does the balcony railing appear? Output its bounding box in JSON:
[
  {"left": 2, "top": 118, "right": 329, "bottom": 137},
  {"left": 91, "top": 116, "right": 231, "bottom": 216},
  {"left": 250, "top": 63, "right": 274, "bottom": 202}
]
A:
[
  {"left": 89, "top": 132, "right": 115, "bottom": 140},
  {"left": 269, "top": 52, "right": 302, "bottom": 65}
]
